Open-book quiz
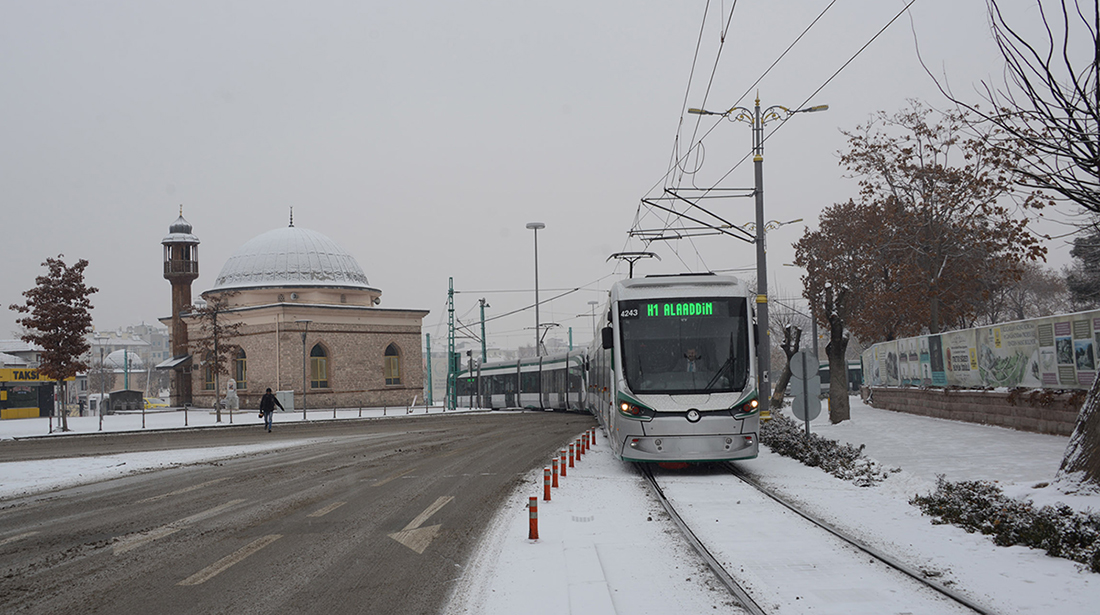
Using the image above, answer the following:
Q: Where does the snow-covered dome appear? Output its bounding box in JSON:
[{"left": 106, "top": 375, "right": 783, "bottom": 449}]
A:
[
  {"left": 105, "top": 349, "right": 144, "bottom": 370},
  {"left": 162, "top": 213, "right": 200, "bottom": 245},
  {"left": 209, "top": 226, "right": 376, "bottom": 292}
]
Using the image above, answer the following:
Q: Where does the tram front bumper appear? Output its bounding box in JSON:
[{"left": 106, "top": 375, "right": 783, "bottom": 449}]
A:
[{"left": 622, "top": 433, "right": 757, "bottom": 462}]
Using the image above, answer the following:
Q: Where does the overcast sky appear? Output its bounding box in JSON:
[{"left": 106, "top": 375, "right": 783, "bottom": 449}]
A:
[{"left": 0, "top": 1, "right": 1079, "bottom": 353}]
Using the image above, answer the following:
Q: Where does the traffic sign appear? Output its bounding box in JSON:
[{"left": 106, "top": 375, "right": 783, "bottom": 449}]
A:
[{"left": 789, "top": 349, "right": 817, "bottom": 380}]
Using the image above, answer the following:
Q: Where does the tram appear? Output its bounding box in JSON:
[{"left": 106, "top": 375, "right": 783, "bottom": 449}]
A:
[
  {"left": 588, "top": 274, "right": 760, "bottom": 462},
  {"left": 455, "top": 350, "right": 586, "bottom": 411},
  {"left": 454, "top": 273, "right": 760, "bottom": 463}
]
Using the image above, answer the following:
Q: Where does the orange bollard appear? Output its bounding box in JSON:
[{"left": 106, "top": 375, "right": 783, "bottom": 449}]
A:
[
  {"left": 543, "top": 467, "right": 551, "bottom": 501},
  {"left": 529, "top": 496, "right": 539, "bottom": 540},
  {"left": 560, "top": 450, "right": 567, "bottom": 477},
  {"left": 591, "top": 427, "right": 596, "bottom": 446},
  {"left": 569, "top": 443, "right": 575, "bottom": 468},
  {"left": 576, "top": 438, "right": 583, "bottom": 459},
  {"left": 552, "top": 457, "right": 559, "bottom": 487}
]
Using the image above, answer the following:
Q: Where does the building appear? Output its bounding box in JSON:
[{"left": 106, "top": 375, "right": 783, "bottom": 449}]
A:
[{"left": 161, "top": 212, "right": 428, "bottom": 410}]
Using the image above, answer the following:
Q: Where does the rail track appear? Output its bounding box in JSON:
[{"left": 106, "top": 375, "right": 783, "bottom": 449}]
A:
[{"left": 636, "top": 462, "right": 999, "bottom": 615}]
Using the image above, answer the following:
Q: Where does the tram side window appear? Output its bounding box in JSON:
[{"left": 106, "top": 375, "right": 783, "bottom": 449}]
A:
[
  {"left": 568, "top": 367, "right": 582, "bottom": 392},
  {"left": 503, "top": 373, "right": 517, "bottom": 393},
  {"left": 521, "top": 371, "right": 539, "bottom": 393}
]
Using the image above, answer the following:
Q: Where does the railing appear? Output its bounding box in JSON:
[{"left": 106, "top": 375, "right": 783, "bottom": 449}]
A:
[{"left": 164, "top": 261, "right": 199, "bottom": 276}]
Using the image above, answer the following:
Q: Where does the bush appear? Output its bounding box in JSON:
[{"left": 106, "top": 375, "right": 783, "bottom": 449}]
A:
[
  {"left": 760, "top": 412, "right": 891, "bottom": 486},
  {"left": 911, "top": 476, "right": 1100, "bottom": 573}
]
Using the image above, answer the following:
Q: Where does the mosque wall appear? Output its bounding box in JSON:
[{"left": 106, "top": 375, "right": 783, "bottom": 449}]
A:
[{"left": 188, "top": 318, "right": 424, "bottom": 410}]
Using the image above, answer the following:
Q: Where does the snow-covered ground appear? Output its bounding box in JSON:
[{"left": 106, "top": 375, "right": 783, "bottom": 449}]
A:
[
  {"left": 3, "top": 400, "right": 1098, "bottom": 614},
  {"left": 446, "top": 400, "right": 1100, "bottom": 614}
]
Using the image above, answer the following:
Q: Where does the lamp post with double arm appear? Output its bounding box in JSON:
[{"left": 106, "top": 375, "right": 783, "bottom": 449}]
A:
[{"left": 688, "top": 96, "right": 827, "bottom": 416}]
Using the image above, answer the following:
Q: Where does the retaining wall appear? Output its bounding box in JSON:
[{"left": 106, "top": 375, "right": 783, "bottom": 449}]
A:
[{"left": 864, "top": 387, "right": 1083, "bottom": 436}]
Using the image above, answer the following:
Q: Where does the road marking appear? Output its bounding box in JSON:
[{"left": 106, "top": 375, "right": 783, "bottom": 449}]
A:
[
  {"left": 372, "top": 467, "right": 417, "bottom": 487},
  {"left": 389, "top": 496, "right": 453, "bottom": 554},
  {"left": 178, "top": 534, "right": 282, "bottom": 586},
  {"left": 114, "top": 499, "right": 245, "bottom": 555},
  {"left": 0, "top": 531, "right": 39, "bottom": 547},
  {"left": 137, "top": 478, "right": 229, "bottom": 503},
  {"left": 307, "top": 501, "right": 346, "bottom": 518}
]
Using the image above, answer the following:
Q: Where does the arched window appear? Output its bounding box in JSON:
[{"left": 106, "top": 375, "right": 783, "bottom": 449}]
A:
[
  {"left": 203, "top": 352, "right": 215, "bottom": 390},
  {"left": 384, "top": 343, "right": 401, "bottom": 385},
  {"left": 234, "top": 348, "right": 247, "bottom": 389},
  {"left": 310, "top": 344, "right": 329, "bottom": 388}
]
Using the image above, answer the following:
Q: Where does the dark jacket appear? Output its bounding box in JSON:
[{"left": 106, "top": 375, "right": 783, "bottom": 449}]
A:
[{"left": 260, "top": 392, "right": 284, "bottom": 414}]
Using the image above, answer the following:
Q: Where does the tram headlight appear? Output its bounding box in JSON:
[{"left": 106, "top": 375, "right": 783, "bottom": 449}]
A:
[
  {"left": 617, "top": 397, "right": 654, "bottom": 421},
  {"left": 733, "top": 398, "right": 759, "bottom": 418}
]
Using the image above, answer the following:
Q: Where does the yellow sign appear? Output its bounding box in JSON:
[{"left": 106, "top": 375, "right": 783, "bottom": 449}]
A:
[{"left": 0, "top": 368, "right": 73, "bottom": 382}]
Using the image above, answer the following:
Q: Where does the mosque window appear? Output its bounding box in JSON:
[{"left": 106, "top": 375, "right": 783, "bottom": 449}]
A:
[
  {"left": 384, "top": 343, "right": 401, "bottom": 385},
  {"left": 310, "top": 344, "right": 329, "bottom": 388},
  {"left": 235, "top": 348, "right": 247, "bottom": 389},
  {"left": 203, "top": 353, "right": 215, "bottom": 390}
]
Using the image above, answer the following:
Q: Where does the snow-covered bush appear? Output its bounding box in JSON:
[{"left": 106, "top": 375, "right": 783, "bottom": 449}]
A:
[
  {"left": 759, "top": 412, "right": 891, "bottom": 486},
  {"left": 911, "top": 476, "right": 1100, "bottom": 573}
]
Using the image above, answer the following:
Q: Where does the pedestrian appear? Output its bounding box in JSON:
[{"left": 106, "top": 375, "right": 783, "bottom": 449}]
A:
[{"left": 259, "top": 388, "right": 283, "bottom": 432}]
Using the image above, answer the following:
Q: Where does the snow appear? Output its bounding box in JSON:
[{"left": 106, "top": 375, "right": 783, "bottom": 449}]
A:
[{"left": 3, "top": 400, "right": 1099, "bottom": 614}]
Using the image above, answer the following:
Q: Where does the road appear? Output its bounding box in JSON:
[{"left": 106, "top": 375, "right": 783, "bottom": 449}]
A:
[{"left": 0, "top": 412, "right": 595, "bottom": 614}]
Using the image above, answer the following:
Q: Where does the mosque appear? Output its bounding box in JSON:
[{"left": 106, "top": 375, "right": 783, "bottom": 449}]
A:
[{"left": 159, "top": 210, "right": 427, "bottom": 410}]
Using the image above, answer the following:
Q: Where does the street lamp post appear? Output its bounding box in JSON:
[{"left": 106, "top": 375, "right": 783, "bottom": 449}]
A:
[
  {"left": 587, "top": 300, "right": 600, "bottom": 338},
  {"left": 478, "top": 298, "right": 489, "bottom": 364},
  {"left": 296, "top": 319, "right": 312, "bottom": 420},
  {"left": 97, "top": 336, "right": 106, "bottom": 432},
  {"left": 526, "top": 222, "right": 546, "bottom": 357},
  {"left": 689, "top": 96, "right": 827, "bottom": 416}
]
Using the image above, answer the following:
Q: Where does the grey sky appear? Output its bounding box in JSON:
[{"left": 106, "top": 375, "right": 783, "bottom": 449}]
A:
[{"left": 0, "top": 1, "right": 1076, "bottom": 352}]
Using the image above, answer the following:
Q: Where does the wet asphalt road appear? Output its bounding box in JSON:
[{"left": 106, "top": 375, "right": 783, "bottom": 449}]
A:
[{"left": 0, "top": 412, "right": 595, "bottom": 614}]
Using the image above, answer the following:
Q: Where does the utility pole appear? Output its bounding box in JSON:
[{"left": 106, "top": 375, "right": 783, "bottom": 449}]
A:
[
  {"left": 425, "top": 333, "right": 433, "bottom": 406},
  {"left": 447, "top": 277, "right": 456, "bottom": 410},
  {"left": 479, "top": 298, "right": 489, "bottom": 364}
]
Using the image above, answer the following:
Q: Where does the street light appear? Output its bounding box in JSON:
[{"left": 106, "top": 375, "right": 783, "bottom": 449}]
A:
[
  {"left": 97, "top": 335, "right": 107, "bottom": 432},
  {"left": 688, "top": 96, "right": 827, "bottom": 416},
  {"left": 296, "top": 319, "right": 312, "bottom": 420},
  {"left": 526, "top": 222, "right": 546, "bottom": 356},
  {"left": 587, "top": 300, "right": 600, "bottom": 338},
  {"left": 478, "top": 298, "right": 490, "bottom": 364},
  {"left": 783, "top": 263, "right": 820, "bottom": 359}
]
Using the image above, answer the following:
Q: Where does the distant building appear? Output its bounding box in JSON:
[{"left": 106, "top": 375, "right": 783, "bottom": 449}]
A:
[{"left": 161, "top": 212, "right": 429, "bottom": 410}]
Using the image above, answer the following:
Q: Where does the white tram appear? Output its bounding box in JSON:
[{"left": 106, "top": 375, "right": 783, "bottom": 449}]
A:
[
  {"left": 588, "top": 274, "right": 760, "bottom": 462},
  {"left": 455, "top": 351, "right": 586, "bottom": 411},
  {"left": 455, "top": 273, "right": 760, "bottom": 463}
]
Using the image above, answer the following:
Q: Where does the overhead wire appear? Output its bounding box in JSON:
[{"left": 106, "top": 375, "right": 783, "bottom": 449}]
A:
[{"left": 636, "top": 0, "right": 916, "bottom": 260}]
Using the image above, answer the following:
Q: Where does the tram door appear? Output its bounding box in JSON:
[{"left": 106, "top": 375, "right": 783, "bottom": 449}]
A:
[{"left": 505, "top": 371, "right": 517, "bottom": 408}]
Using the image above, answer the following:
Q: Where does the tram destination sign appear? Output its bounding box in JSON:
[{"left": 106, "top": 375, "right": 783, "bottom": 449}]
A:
[{"left": 620, "top": 300, "right": 721, "bottom": 320}]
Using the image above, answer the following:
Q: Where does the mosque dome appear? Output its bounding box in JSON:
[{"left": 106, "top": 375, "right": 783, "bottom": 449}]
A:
[
  {"left": 105, "top": 349, "right": 145, "bottom": 370},
  {"left": 209, "top": 226, "right": 376, "bottom": 293}
]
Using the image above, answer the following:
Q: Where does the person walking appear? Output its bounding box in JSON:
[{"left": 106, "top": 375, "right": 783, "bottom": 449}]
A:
[{"left": 259, "top": 388, "right": 283, "bottom": 432}]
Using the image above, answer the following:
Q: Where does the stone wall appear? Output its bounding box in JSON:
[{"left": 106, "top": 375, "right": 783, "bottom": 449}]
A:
[{"left": 864, "top": 387, "right": 1083, "bottom": 436}]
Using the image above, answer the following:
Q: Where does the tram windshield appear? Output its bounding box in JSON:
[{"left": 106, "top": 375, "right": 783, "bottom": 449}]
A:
[{"left": 618, "top": 297, "right": 750, "bottom": 395}]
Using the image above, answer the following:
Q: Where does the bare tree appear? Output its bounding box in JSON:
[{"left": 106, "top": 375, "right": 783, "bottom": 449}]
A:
[
  {"left": 946, "top": 1, "right": 1100, "bottom": 215},
  {"left": 190, "top": 293, "right": 241, "bottom": 422},
  {"left": 935, "top": 1, "right": 1100, "bottom": 485},
  {"left": 9, "top": 255, "right": 98, "bottom": 432}
]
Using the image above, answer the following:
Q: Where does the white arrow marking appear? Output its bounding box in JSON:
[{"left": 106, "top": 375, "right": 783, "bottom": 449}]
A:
[{"left": 389, "top": 496, "right": 453, "bottom": 554}]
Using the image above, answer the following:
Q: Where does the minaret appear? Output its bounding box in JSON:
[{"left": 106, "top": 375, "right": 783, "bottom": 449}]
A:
[{"left": 162, "top": 206, "right": 200, "bottom": 406}]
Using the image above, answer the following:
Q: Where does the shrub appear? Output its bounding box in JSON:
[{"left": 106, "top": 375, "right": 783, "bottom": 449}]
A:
[
  {"left": 911, "top": 476, "right": 1100, "bottom": 573},
  {"left": 759, "top": 412, "right": 891, "bottom": 486}
]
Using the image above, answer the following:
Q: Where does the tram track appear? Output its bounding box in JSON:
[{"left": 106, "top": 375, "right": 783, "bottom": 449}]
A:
[{"left": 637, "top": 462, "right": 1000, "bottom": 615}]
